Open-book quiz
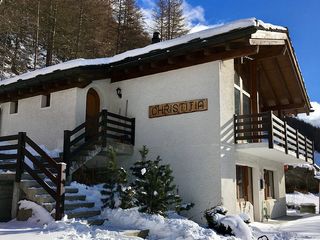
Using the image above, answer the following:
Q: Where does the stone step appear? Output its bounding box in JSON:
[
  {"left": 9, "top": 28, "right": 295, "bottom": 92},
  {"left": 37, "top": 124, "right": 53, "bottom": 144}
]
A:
[
  {"left": 21, "top": 179, "right": 56, "bottom": 188},
  {"left": 34, "top": 193, "right": 86, "bottom": 204},
  {"left": 22, "top": 173, "right": 57, "bottom": 180},
  {"left": 27, "top": 186, "right": 78, "bottom": 196},
  {"left": 42, "top": 201, "right": 95, "bottom": 212},
  {"left": 87, "top": 218, "right": 105, "bottom": 226},
  {"left": 64, "top": 209, "right": 101, "bottom": 219}
]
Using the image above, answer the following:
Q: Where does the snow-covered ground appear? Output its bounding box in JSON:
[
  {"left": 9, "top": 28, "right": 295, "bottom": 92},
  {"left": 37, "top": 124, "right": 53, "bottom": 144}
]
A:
[
  {"left": 251, "top": 215, "right": 320, "bottom": 240},
  {"left": 1, "top": 185, "right": 320, "bottom": 240},
  {"left": 286, "top": 191, "right": 319, "bottom": 213},
  {"left": 0, "top": 207, "right": 225, "bottom": 240}
]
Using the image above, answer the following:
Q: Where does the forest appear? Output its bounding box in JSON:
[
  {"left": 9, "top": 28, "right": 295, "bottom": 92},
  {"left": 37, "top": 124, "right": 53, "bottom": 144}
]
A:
[{"left": 0, "top": 0, "right": 188, "bottom": 80}]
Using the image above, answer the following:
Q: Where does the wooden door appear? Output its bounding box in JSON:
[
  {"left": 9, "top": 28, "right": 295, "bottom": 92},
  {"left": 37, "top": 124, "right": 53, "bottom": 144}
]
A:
[{"left": 86, "top": 88, "right": 100, "bottom": 139}]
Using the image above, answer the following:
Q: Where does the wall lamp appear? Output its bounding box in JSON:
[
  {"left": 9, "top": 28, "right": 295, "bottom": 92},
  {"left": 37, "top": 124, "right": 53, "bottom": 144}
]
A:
[{"left": 116, "top": 87, "right": 122, "bottom": 98}]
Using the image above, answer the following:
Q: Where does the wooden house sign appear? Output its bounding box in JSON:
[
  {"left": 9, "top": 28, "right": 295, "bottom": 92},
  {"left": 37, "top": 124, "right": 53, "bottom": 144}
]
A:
[{"left": 149, "top": 98, "right": 208, "bottom": 118}]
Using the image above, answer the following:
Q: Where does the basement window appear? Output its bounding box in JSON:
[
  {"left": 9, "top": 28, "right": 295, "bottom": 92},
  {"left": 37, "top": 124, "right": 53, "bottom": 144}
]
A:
[
  {"left": 264, "top": 169, "right": 275, "bottom": 199},
  {"left": 9, "top": 101, "right": 18, "bottom": 114},
  {"left": 41, "top": 94, "right": 51, "bottom": 108}
]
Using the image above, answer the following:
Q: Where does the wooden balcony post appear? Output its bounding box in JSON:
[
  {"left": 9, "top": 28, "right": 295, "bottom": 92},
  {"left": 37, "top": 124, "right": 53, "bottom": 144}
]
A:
[
  {"left": 130, "top": 118, "right": 135, "bottom": 145},
  {"left": 312, "top": 140, "right": 315, "bottom": 164},
  {"left": 268, "top": 111, "right": 274, "bottom": 149},
  {"left": 16, "top": 132, "right": 26, "bottom": 182},
  {"left": 295, "top": 130, "right": 300, "bottom": 159},
  {"left": 55, "top": 163, "right": 66, "bottom": 220},
  {"left": 63, "top": 130, "right": 71, "bottom": 178},
  {"left": 284, "top": 121, "right": 288, "bottom": 154},
  {"left": 234, "top": 114, "right": 237, "bottom": 144},
  {"left": 101, "top": 109, "right": 108, "bottom": 148},
  {"left": 304, "top": 136, "right": 308, "bottom": 162}
]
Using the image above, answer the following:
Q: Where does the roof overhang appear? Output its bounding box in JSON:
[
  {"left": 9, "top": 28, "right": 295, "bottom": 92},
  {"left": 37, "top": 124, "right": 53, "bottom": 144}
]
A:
[{"left": 0, "top": 22, "right": 312, "bottom": 114}]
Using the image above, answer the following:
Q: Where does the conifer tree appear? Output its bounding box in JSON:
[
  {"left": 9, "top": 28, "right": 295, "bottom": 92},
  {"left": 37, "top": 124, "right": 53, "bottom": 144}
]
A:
[
  {"left": 131, "top": 146, "right": 193, "bottom": 215},
  {"left": 153, "top": 0, "right": 188, "bottom": 40},
  {"left": 101, "top": 146, "right": 135, "bottom": 209},
  {"left": 112, "top": 0, "right": 149, "bottom": 54}
]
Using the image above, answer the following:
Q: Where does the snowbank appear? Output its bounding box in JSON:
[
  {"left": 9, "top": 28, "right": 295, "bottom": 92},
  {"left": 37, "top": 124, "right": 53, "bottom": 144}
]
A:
[
  {"left": 218, "top": 214, "right": 252, "bottom": 240},
  {"left": 18, "top": 200, "right": 54, "bottom": 225},
  {"left": 286, "top": 191, "right": 319, "bottom": 213},
  {"left": 251, "top": 215, "right": 320, "bottom": 240},
  {"left": 102, "top": 208, "right": 221, "bottom": 240},
  {"left": 0, "top": 18, "right": 286, "bottom": 86}
]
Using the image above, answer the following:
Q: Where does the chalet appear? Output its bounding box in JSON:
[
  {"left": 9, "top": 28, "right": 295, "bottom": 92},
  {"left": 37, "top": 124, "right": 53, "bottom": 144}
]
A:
[{"left": 0, "top": 18, "right": 314, "bottom": 224}]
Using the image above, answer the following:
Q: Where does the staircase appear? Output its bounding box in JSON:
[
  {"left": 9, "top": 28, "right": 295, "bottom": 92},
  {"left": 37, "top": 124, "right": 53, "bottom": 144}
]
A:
[
  {"left": 20, "top": 173, "right": 104, "bottom": 225},
  {"left": 0, "top": 109, "right": 135, "bottom": 224},
  {"left": 64, "top": 109, "right": 135, "bottom": 176}
]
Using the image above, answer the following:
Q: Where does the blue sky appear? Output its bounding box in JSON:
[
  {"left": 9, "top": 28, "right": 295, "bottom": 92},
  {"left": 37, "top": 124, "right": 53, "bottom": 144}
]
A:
[{"left": 139, "top": 0, "right": 319, "bottom": 103}]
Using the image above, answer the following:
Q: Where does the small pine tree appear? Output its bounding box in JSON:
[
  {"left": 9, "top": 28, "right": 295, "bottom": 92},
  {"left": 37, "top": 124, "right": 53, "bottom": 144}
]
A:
[
  {"left": 131, "top": 145, "right": 193, "bottom": 215},
  {"left": 101, "top": 146, "right": 135, "bottom": 209}
]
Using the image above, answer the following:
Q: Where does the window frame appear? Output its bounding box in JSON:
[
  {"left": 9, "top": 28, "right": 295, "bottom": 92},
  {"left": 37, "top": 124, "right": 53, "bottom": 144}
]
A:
[
  {"left": 41, "top": 94, "right": 51, "bottom": 108},
  {"left": 236, "top": 165, "right": 254, "bottom": 204},
  {"left": 9, "top": 101, "right": 18, "bottom": 114},
  {"left": 234, "top": 74, "right": 251, "bottom": 115},
  {"left": 264, "top": 169, "right": 275, "bottom": 199}
]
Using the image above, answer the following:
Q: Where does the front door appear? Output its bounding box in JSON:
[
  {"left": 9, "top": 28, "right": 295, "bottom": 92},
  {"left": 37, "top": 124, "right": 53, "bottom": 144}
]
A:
[{"left": 86, "top": 88, "right": 100, "bottom": 139}]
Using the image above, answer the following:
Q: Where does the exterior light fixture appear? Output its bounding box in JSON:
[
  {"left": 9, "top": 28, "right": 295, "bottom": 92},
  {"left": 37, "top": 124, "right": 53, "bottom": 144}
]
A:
[{"left": 116, "top": 87, "right": 122, "bottom": 98}]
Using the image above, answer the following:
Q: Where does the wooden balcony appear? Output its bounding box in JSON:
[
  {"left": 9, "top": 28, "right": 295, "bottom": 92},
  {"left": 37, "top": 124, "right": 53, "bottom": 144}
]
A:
[{"left": 234, "top": 111, "right": 314, "bottom": 164}]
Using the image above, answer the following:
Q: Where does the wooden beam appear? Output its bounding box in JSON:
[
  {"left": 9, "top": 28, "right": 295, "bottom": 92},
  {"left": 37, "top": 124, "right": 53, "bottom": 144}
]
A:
[
  {"left": 262, "top": 103, "right": 305, "bottom": 111},
  {"left": 249, "top": 39, "right": 285, "bottom": 46},
  {"left": 250, "top": 60, "right": 258, "bottom": 114}
]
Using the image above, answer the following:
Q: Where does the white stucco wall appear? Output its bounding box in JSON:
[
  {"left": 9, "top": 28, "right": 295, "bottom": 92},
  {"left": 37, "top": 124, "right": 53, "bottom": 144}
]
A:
[
  {"left": 219, "top": 60, "right": 237, "bottom": 214},
  {"left": 0, "top": 80, "right": 111, "bottom": 150},
  {"left": 0, "top": 88, "right": 78, "bottom": 150},
  {"left": 105, "top": 62, "right": 222, "bottom": 223}
]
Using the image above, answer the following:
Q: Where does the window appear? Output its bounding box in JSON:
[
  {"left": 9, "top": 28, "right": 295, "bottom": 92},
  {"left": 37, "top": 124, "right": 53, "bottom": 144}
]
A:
[
  {"left": 10, "top": 101, "right": 18, "bottom": 114},
  {"left": 41, "top": 94, "right": 51, "bottom": 108},
  {"left": 264, "top": 170, "right": 275, "bottom": 199},
  {"left": 234, "top": 73, "right": 251, "bottom": 115},
  {"left": 236, "top": 165, "right": 253, "bottom": 203}
]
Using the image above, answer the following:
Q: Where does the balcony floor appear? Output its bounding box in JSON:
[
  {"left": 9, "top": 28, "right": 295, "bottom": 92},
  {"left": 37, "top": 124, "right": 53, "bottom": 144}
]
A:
[{"left": 236, "top": 142, "right": 313, "bottom": 164}]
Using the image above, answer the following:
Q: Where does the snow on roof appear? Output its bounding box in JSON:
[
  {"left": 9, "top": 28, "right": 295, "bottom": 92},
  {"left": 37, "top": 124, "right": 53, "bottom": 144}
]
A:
[{"left": 0, "top": 18, "right": 286, "bottom": 87}]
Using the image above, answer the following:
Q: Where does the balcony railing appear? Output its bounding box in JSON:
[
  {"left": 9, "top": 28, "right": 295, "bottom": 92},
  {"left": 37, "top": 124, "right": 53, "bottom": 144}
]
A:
[{"left": 234, "top": 111, "right": 314, "bottom": 163}]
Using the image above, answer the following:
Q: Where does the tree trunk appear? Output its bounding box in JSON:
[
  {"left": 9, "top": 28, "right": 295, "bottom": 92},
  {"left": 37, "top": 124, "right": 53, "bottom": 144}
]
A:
[
  {"left": 34, "top": 0, "right": 40, "bottom": 70},
  {"left": 75, "top": 0, "right": 84, "bottom": 58},
  {"left": 46, "top": 0, "right": 57, "bottom": 67}
]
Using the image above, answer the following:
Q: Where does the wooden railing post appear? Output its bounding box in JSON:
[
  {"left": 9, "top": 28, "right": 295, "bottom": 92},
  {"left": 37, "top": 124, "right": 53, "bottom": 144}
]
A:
[
  {"left": 63, "top": 130, "right": 71, "bottom": 178},
  {"left": 233, "top": 114, "right": 238, "bottom": 144},
  {"left": 312, "top": 140, "right": 315, "bottom": 164},
  {"left": 284, "top": 121, "right": 288, "bottom": 154},
  {"left": 268, "top": 111, "right": 274, "bottom": 149},
  {"left": 296, "top": 130, "right": 300, "bottom": 159},
  {"left": 55, "top": 163, "right": 66, "bottom": 220},
  {"left": 101, "top": 109, "right": 108, "bottom": 148},
  {"left": 131, "top": 118, "right": 135, "bottom": 145},
  {"left": 16, "top": 132, "right": 26, "bottom": 182},
  {"left": 304, "top": 136, "right": 308, "bottom": 162}
]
